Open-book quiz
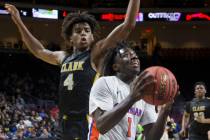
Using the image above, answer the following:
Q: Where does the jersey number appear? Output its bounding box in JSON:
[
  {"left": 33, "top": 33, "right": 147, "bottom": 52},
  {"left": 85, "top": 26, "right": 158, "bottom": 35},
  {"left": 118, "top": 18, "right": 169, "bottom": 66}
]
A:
[
  {"left": 64, "top": 74, "right": 74, "bottom": 90},
  {"left": 194, "top": 112, "right": 204, "bottom": 118},
  {"left": 127, "top": 117, "right": 132, "bottom": 137}
]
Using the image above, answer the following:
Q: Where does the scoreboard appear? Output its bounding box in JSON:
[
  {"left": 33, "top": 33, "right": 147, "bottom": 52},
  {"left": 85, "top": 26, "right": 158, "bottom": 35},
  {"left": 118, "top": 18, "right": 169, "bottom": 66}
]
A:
[{"left": 1, "top": 6, "right": 210, "bottom": 22}]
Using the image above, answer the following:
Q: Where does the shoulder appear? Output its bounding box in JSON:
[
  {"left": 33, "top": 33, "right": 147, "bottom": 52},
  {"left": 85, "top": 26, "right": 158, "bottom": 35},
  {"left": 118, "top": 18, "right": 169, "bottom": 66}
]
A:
[
  {"left": 186, "top": 100, "right": 192, "bottom": 106},
  {"left": 137, "top": 99, "right": 146, "bottom": 105},
  {"left": 54, "top": 50, "right": 68, "bottom": 57},
  {"left": 190, "top": 98, "right": 197, "bottom": 104},
  {"left": 92, "top": 76, "right": 118, "bottom": 92},
  {"left": 90, "top": 76, "right": 117, "bottom": 98},
  {"left": 203, "top": 97, "right": 210, "bottom": 103},
  {"left": 95, "top": 76, "right": 117, "bottom": 84},
  {"left": 55, "top": 51, "right": 69, "bottom": 64},
  {"left": 183, "top": 101, "right": 191, "bottom": 111}
]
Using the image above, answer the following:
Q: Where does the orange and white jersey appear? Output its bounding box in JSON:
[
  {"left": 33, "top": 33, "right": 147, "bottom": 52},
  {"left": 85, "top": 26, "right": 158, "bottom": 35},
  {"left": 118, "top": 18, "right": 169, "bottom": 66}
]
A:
[
  {"left": 89, "top": 76, "right": 157, "bottom": 140},
  {"left": 88, "top": 117, "right": 99, "bottom": 140}
]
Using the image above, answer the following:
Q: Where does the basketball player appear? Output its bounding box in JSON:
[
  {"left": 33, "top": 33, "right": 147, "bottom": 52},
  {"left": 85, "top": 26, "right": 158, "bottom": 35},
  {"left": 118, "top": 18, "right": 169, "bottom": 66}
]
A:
[
  {"left": 5, "top": 0, "right": 140, "bottom": 139},
  {"left": 180, "top": 82, "right": 210, "bottom": 140},
  {"left": 89, "top": 42, "right": 173, "bottom": 139}
]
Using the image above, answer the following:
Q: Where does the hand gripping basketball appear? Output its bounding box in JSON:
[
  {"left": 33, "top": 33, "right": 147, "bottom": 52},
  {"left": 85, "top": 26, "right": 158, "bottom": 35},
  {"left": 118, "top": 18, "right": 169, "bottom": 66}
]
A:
[{"left": 141, "top": 66, "right": 178, "bottom": 105}]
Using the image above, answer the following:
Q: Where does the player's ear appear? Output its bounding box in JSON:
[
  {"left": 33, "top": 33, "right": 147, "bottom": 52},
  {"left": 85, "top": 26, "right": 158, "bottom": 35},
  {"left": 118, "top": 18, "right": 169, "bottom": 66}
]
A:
[
  {"left": 90, "top": 33, "right": 94, "bottom": 42},
  {"left": 204, "top": 88, "right": 207, "bottom": 94},
  {"left": 112, "top": 64, "right": 119, "bottom": 72},
  {"left": 68, "top": 37, "right": 73, "bottom": 46}
]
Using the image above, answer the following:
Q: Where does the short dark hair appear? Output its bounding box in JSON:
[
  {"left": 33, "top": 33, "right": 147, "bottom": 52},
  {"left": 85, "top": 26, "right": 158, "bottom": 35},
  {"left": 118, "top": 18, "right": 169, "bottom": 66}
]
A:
[
  {"left": 194, "top": 81, "right": 207, "bottom": 90},
  {"left": 61, "top": 12, "right": 99, "bottom": 41},
  {"left": 101, "top": 42, "right": 129, "bottom": 76}
]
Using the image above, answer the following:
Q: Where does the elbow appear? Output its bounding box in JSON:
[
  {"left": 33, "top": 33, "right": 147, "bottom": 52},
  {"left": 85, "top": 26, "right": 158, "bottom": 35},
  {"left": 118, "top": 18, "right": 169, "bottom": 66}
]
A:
[
  {"left": 123, "top": 22, "right": 136, "bottom": 31},
  {"left": 97, "top": 129, "right": 107, "bottom": 135},
  {"left": 22, "top": 38, "right": 28, "bottom": 46},
  {"left": 95, "top": 121, "right": 109, "bottom": 135}
]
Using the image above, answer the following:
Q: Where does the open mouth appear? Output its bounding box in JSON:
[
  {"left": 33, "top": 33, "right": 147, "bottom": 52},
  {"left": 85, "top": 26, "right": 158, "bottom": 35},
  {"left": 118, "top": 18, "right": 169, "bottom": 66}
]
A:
[
  {"left": 81, "top": 38, "right": 87, "bottom": 41},
  {"left": 80, "top": 38, "right": 88, "bottom": 44},
  {"left": 131, "top": 62, "right": 139, "bottom": 67},
  {"left": 131, "top": 58, "right": 139, "bottom": 67}
]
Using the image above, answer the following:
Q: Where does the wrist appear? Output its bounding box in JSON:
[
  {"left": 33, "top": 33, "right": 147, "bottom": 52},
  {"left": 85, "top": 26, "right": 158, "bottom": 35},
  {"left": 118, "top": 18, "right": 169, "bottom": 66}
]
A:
[
  {"left": 159, "top": 107, "right": 171, "bottom": 116},
  {"left": 203, "top": 119, "right": 207, "bottom": 124},
  {"left": 181, "top": 128, "right": 185, "bottom": 131},
  {"left": 13, "top": 17, "right": 22, "bottom": 24}
]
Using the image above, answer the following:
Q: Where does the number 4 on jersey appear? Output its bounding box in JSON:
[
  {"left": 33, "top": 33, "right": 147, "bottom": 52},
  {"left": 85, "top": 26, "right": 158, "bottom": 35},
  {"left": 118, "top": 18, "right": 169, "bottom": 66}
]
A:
[{"left": 64, "top": 74, "right": 74, "bottom": 90}]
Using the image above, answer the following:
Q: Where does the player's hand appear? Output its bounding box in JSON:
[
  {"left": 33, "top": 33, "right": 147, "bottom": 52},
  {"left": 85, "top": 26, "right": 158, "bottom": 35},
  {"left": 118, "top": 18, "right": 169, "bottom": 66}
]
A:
[
  {"left": 179, "top": 129, "right": 187, "bottom": 138},
  {"left": 130, "top": 71, "right": 156, "bottom": 102},
  {"left": 195, "top": 115, "right": 206, "bottom": 123},
  {"left": 4, "top": 4, "right": 21, "bottom": 24},
  {"left": 160, "top": 87, "right": 179, "bottom": 112},
  {"left": 159, "top": 100, "right": 174, "bottom": 112},
  {"left": 207, "top": 130, "right": 210, "bottom": 140}
]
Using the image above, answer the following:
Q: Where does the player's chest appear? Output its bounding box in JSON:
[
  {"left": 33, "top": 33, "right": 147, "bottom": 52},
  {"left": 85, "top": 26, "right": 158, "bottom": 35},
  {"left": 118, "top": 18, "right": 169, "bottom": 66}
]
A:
[{"left": 191, "top": 101, "right": 210, "bottom": 112}]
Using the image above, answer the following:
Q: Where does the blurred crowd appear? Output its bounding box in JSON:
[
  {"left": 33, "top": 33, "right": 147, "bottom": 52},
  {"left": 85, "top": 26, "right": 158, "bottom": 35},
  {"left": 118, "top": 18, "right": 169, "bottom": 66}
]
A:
[
  {"left": 0, "top": 72, "right": 58, "bottom": 101},
  {"left": 0, "top": 53, "right": 60, "bottom": 139},
  {"left": 0, "top": 93, "right": 59, "bottom": 139}
]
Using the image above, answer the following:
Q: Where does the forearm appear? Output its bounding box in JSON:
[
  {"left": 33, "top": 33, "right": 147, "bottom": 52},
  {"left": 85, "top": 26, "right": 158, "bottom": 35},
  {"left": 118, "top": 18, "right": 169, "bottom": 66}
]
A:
[
  {"left": 13, "top": 18, "right": 62, "bottom": 65},
  {"left": 203, "top": 118, "right": 210, "bottom": 124},
  {"left": 91, "top": 0, "right": 140, "bottom": 71},
  {"left": 124, "top": 0, "right": 140, "bottom": 28},
  {"left": 146, "top": 109, "right": 170, "bottom": 140},
  {"left": 96, "top": 96, "right": 135, "bottom": 134},
  {"left": 182, "top": 113, "right": 189, "bottom": 130},
  {"left": 104, "top": 0, "right": 140, "bottom": 42},
  {"left": 14, "top": 18, "right": 45, "bottom": 58}
]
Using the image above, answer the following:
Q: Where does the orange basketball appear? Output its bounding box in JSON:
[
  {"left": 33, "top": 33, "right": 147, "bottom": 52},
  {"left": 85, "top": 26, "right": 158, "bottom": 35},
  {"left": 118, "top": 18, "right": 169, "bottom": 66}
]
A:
[{"left": 142, "top": 66, "right": 178, "bottom": 105}]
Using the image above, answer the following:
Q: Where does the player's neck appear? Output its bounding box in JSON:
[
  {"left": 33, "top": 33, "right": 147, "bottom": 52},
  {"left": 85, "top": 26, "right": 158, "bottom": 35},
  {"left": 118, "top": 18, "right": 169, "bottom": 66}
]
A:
[
  {"left": 197, "top": 96, "right": 205, "bottom": 100},
  {"left": 73, "top": 47, "right": 89, "bottom": 55},
  {"left": 117, "top": 73, "right": 136, "bottom": 84}
]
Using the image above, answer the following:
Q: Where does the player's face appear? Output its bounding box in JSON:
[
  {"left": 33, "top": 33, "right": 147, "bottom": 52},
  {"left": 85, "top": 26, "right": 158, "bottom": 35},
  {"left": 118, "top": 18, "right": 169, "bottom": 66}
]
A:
[
  {"left": 114, "top": 48, "right": 140, "bottom": 75},
  {"left": 194, "top": 84, "right": 206, "bottom": 98},
  {"left": 70, "top": 22, "right": 94, "bottom": 51}
]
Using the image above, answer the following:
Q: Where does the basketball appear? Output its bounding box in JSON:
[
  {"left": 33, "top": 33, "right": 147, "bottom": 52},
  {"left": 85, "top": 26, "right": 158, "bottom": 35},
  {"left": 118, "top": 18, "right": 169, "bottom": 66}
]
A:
[{"left": 142, "top": 66, "right": 178, "bottom": 105}]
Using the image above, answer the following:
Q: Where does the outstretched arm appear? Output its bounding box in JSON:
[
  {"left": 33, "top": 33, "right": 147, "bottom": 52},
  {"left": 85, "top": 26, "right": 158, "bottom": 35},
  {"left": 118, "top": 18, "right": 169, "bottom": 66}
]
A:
[
  {"left": 5, "top": 4, "right": 65, "bottom": 65},
  {"left": 143, "top": 102, "right": 173, "bottom": 140},
  {"left": 103, "top": 0, "right": 140, "bottom": 43},
  {"left": 91, "top": 0, "right": 140, "bottom": 70}
]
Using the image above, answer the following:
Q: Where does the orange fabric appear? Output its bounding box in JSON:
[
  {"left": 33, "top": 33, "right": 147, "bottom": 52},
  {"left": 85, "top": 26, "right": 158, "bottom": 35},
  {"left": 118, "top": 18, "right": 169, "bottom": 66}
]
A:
[{"left": 89, "top": 121, "right": 99, "bottom": 140}]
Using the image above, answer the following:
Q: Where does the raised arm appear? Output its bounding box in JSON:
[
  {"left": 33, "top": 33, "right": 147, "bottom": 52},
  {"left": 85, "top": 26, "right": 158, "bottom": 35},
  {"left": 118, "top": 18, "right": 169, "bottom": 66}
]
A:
[
  {"left": 91, "top": 0, "right": 140, "bottom": 70},
  {"left": 5, "top": 4, "right": 65, "bottom": 65},
  {"left": 143, "top": 102, "right": 173, "bottom": 140},
  {"left": 103, "top": 0, "right": 140, "bottom": 44}
]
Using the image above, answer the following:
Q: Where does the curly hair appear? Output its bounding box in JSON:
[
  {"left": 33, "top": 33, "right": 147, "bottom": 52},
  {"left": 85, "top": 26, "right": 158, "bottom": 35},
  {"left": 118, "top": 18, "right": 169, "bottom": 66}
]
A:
[
  {"left": 194, "top": 81, "right": 207, "bottom": 90},
  {"left": 61, "top": 11, "right": 99, "bottom": 41},
  {"left": 101, "top": 42, "right": 129, "bottom": 76}
]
